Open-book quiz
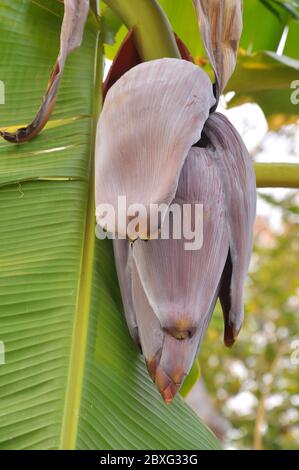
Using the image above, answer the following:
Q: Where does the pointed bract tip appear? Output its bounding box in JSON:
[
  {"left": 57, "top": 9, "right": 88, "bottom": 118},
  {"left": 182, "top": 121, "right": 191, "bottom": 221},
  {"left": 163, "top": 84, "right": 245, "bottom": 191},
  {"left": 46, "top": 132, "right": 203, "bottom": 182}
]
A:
[
  {"left": 155, "top": 365, "right": 182, "bottom": 404},
  {"left": 161, "top": 383, "right": 181, "bottom": 405},
  {"left": 224, "top": 323, "right": 241, "bottom": 348}
]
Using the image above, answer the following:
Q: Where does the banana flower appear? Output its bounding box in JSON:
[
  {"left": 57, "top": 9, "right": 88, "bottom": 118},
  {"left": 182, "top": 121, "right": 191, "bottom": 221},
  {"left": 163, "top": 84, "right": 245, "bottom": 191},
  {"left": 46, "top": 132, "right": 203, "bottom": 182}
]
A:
[{"left": 98, "top": 0, "right": 256, "bottom": 402}]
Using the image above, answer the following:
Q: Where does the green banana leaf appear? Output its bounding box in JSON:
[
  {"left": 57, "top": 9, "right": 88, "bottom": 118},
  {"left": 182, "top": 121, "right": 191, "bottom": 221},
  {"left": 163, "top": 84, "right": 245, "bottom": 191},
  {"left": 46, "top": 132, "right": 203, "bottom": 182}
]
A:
[
  {"left": 241, "top": 0, "right": 287, "bottom": 52},
  {"left": 284, "top": 20, "right": 299, "bottom": 58},
  {"left": 0, "top": 0, "right": 220, "bottom": 450},
  {"left": 263, "top": 0, "right": 299, "bottom": 20},
  {"left": 226, "top": 51, "right": 299, "bottom": 129},
  {"left": 102, "top": 0, "right": 292, "bottom": 59}
]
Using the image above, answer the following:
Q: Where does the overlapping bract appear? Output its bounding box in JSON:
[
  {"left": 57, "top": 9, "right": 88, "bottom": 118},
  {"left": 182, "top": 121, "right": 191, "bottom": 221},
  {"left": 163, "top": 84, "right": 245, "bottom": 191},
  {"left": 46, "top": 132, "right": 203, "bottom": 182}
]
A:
[
  {"left": 203, "top": 113, "right": 256, "bottom": 346},
  {"left": 96, "top": 58, "right": 215, "bottom": 239}
]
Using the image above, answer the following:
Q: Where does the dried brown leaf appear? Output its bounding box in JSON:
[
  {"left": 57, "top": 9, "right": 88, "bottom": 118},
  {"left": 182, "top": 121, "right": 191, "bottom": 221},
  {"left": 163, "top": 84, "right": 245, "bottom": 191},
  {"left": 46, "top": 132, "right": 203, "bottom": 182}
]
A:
[
  {"left": 0, "top": 0, "right": 89, "bottom": 143},
  {"left": 193, "top": 0, "right": 243, "bottom": 101}
]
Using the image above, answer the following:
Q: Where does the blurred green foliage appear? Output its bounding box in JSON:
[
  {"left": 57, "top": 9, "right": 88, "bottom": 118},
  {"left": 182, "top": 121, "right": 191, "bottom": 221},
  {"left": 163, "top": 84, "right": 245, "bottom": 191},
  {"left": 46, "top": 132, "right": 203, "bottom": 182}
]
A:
[{"left": 200, "top": 193, "right": 299, "bottom": 450}]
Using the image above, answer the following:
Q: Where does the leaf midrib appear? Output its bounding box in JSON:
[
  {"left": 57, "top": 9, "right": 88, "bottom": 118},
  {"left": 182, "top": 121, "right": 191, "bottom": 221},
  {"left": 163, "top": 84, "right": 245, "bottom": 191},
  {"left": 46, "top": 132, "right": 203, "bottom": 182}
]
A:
[{"left": 59, "top": 22, "right": 102, "bottom": 451}]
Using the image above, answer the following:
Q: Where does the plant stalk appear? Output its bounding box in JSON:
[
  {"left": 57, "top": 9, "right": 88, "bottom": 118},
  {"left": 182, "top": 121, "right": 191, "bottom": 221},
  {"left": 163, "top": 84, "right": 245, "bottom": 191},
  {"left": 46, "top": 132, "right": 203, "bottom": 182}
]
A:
[
  {"left": 104, "top": 0, "right": 180, "bottom": 60},
  {"left": 255, "top": 163, "right": 299, "bottom": 188}
]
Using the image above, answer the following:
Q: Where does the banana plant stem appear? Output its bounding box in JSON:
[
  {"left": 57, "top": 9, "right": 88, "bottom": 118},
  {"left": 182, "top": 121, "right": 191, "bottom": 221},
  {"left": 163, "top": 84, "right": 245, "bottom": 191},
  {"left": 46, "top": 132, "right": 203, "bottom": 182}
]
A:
[{"left": 104, "top": 0, "right": 180, "bottom": 60}]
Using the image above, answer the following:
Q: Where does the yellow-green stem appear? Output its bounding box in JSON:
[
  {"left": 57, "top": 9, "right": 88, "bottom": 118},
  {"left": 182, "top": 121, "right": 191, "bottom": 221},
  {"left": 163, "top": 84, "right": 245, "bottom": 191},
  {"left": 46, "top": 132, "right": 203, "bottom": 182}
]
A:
[
  {"left": 105, "top": 0, "right": 180, "bottom": 60},
  {"left": 255, "top": 163, "right": 299, "bottom": 188}
]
